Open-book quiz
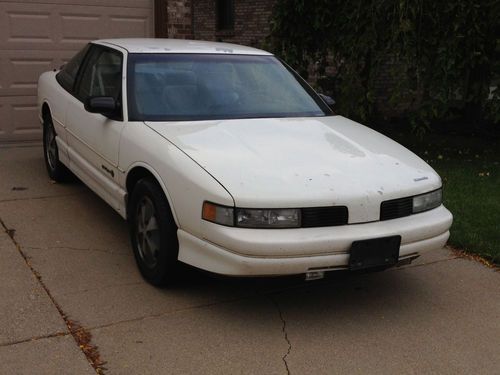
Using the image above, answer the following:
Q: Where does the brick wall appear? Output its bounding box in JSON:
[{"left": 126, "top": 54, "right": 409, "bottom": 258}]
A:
[
  {"left": 191, "top": 0, "right": 214, "bottom": 41},
  {"left": 164, "top": 0, "right": 275, "bottom": 47},
  {"left": 192, "top": 0, "right": 274, "bottom": 48},
  {"left": 166, "top": 0, "right": 193, "bottom": 39}
]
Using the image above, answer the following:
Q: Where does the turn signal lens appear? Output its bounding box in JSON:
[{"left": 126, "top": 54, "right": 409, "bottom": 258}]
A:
[{"left": 202, "top": 202, "right": 234, "bottom": 226}]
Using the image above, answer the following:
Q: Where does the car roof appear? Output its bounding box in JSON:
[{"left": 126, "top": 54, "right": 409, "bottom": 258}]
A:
[{"left": 94, "top": 38, "right": 273, "bottom": 55}]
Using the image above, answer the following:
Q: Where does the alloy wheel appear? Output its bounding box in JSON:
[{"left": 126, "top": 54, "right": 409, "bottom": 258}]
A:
[
  {"left": 45, "top": 122, "right": 58, "bottom": 170},
  {"left": 135, "top": 196, "right": 161, "bottom": 268}
]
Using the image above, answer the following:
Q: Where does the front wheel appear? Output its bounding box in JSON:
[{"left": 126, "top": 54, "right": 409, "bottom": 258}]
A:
[
  {"left": 128, "top": 178, "right": 179, "bottom": 286},
  {"left": 42, "top": 113, "right": 69, "bottom": 182}
]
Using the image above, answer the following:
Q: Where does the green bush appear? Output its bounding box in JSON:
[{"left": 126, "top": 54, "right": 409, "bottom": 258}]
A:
[{"left": 267, "top": 0, "right": 500, "bottom": 131}]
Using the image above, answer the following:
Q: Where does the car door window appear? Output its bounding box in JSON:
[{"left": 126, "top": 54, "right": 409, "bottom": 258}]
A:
[
  {"left": 56, "top": 44, "right": 90, "bottom": 93},
  {"left": 76, "top": 47, "right": 123, "bottom": 115}
]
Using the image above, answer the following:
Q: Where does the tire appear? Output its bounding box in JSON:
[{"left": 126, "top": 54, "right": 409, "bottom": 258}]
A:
[
  {"left": 43, "top": 112, "right": 69, "bottom": 182},
  {"left": 128, "top": 177, "right": 179, "bottom": 286}
]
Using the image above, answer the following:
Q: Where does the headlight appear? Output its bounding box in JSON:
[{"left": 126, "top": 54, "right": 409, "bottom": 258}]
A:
[
  {"left": 236, "top": 208, "right": 300, "bottom": 228},
  {"left": 202, "top": 202, "right": 300, "bottom": 228},
  {"left": 412, "top": 189, "right": 442, "bottom": 213}
]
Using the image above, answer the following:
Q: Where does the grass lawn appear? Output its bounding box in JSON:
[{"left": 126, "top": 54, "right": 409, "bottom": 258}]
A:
[{"left": 379, "top": 128, "right": 500, "bottom": 265}]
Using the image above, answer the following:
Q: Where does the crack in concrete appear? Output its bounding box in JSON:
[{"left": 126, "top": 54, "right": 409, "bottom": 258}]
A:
[
  {"left": 55, "top": 281, "right": 145, "bottom": 298},
  {"left": 0, "top": 192, "right": 85, "bottom": 204},
  {"left": 24, "top": 245, "right": 131, "bottom": 257},
  {"left": 86, "top": 287, "right": 304, "bottom": 336},
  {"left": 271, "top": 298, "right": 292, "bottom": 375},
  {"left": 87, "top": 295, "right": 252, "bottom": 332},
  {"left": 0, "top": 217, "right": 106, "bottom": 374},
  {"left": 0, "top": 331, "right": 69, "bottom": 348}
]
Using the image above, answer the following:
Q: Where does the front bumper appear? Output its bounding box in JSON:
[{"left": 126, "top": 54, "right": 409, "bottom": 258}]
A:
[{"left": 177, "top": 205, "right": 453, "bottom": 276}]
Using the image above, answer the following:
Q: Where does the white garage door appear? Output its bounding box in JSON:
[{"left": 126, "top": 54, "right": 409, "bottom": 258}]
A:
[{"left": 0, "top": 0, "right": 154, "bottom": 143}]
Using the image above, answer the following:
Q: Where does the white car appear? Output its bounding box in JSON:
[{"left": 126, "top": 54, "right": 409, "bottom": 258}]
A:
[{"left": 37, "top": 38, "right": 453, "bottom": 285}]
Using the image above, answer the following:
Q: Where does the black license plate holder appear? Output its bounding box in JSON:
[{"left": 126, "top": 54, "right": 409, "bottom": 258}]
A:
[{"left": 349, "top": 236, "right": 401, "bottom": 271}]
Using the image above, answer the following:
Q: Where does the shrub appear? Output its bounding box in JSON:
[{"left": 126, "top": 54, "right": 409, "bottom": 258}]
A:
[{"left": 268, "top": 0, "right": 500, "bottom": 132}]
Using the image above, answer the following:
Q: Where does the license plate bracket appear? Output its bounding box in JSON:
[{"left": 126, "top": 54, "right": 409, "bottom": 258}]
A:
[{"left": 349, "top": 235, "right": 401, "bottom": 271}]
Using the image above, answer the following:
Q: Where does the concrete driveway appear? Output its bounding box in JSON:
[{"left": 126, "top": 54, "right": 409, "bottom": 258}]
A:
[{"left": 1, "top": 145, "right": 499, "bottom": 375}]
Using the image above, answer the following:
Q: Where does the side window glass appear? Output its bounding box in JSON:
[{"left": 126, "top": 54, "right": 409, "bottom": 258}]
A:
[
  {"left": 56, "top": 44, "right": 90, "bottom": 93},
  {"left": 77, "top": 48, "right": 123, "bottom": 102}
]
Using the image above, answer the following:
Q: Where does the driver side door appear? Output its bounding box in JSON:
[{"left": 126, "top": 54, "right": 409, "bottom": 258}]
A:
[{"left": 65, "top": 44, "right": 125, "bottom": 211}]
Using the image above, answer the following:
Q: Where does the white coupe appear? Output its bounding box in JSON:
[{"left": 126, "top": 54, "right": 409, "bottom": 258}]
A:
[{"left": 37, "top": 39, "right": 453, "bottom": 285}]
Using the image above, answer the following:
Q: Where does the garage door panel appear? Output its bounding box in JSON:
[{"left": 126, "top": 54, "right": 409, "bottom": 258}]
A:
[
  {"left": 58, "top": 10, "right": 152, "bottom": 44},
  {"left": 0, "top": 103, "right": 8, "bottom": 137},
  {"left": 0, "top": 3, "right": 58, "bottom": 49},
  {"left": 6, "top": 11, "right": 52, "bottom": 43},
  {"left": 0, "top": 0, "right": 152, "bottom": 7},
  {"left": 109, "top": 16, "right": 151, "bottom": 39},
  {"left": 0, "top": 3, "right": 153, "bottom": 51},
  {"left": 0, "top": 96, "right": 41, "bottom": 143},
  {"left": 0, "top": 50, "right": 76, "bottom": 97},
  {"left": 60, "top": 14, "right": 101, "bottom": 43},
  {"left": 0, "top": 0, "right": 154, "bottom": 143},
  {"left": 12, "top": 102, "right": 39, "bottom": 133}
]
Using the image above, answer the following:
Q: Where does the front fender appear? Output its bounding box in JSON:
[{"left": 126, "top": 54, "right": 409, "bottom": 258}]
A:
[
  {"left": 119, "top": 122, "right": 234, "bottom": 238},
  {"left": 123, "top": 161, "right": 181, "bottom": 227}
]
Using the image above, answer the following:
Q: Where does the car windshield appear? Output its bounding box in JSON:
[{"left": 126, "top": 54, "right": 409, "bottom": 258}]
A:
[{"left": 127, "top": 53, "right": 331, "bottom": 121}]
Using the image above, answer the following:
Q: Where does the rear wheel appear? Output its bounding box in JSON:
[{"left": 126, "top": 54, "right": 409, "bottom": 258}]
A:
[
  {"left": 129, "top": 178, "right": 179, "bottom": 286},
  {"left": 43, "top": 113, "right": 69, "bottom": 182}
]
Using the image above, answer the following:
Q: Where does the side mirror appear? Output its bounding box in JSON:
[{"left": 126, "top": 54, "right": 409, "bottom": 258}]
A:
[
  {"left": 84, "top": 96, "right": 117, "bottom": 117},
  {"left": 319, "top": 93, "right": 335, "bottom": 107}
]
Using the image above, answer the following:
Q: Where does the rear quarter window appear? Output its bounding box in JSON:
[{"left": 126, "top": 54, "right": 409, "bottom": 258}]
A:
[{"left": 56, "top": 44, "right": 90, "bottom": 93}]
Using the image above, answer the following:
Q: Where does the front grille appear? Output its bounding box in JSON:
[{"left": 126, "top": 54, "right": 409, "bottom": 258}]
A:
[
  {"left": 380, "top": 197, "right": 413, "bottom": 221},
  {"left": 301, "top": 206, "right": 348, "bottom": 228}
]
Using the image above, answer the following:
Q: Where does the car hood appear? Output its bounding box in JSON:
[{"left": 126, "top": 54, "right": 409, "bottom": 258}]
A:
[{"left": 146, "top": 116, "right": 441, "bottom": 223}]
